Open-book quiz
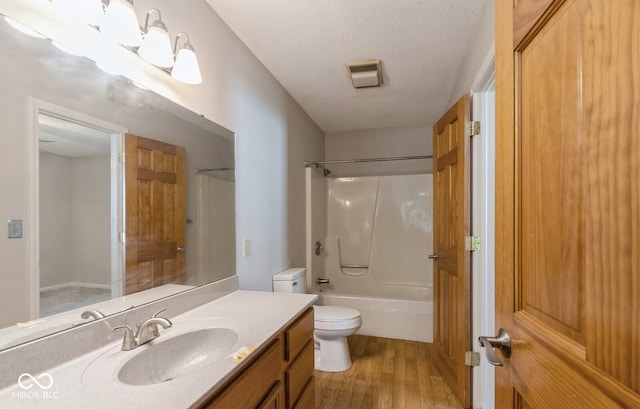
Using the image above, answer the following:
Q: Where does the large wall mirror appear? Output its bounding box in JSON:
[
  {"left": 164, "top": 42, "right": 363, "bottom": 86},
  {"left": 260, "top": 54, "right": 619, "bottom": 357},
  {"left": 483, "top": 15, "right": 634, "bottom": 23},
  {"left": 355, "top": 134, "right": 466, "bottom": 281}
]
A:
[{"left": 0, "top": 15, "right": 236, "bottom": 350}]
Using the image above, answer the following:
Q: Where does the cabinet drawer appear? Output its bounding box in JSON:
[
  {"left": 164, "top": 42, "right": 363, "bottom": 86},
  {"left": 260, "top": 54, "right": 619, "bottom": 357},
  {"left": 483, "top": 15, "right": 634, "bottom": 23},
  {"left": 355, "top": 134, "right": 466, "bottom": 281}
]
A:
[
  {"left": 201, "top": 338, "right": 281, "bottom": 408},
  {"left": 285, "top": 308, "right": 313, "bottom": 362},
  {"left": 285, "top": 340, "right": 314, "bottom": 408},
  {"left": 257, "top": 380, "right": 283, "bottom": 409},
  {"left": 292, "top": 377, "right": 314, "bottom": 409}
]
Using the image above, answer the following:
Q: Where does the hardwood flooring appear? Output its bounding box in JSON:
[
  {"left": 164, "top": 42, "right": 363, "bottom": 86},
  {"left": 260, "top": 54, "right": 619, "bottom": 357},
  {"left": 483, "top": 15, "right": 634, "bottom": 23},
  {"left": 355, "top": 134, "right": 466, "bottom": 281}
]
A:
[{"left": 315, "top": 334, "right": 464, "bottom": 409}]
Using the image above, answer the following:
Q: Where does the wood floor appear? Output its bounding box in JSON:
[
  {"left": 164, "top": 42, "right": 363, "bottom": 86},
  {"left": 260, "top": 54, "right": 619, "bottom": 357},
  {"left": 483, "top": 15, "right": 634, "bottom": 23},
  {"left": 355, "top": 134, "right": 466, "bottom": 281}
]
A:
[{"left": 315, "top": 334, "right": 464, "bottom": 409}]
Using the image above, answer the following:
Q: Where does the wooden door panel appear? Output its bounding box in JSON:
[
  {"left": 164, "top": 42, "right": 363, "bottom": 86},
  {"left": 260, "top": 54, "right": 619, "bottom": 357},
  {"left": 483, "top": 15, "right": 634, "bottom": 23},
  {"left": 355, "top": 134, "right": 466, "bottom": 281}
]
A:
[
  {"left": 125, "top": 134, "right": 186, "bottom": 295},
  {"left": 496, "top": 0, "right": 640, "bottom": 407},
  {"left": 513, "top": 0, "right": 557, "bottom": 46},
  {"left": 519, "top": 0, "right": 583, "bottom": 343},
  {"left": 433, "top": 95, "right": 470, "bottom": 407},
  {"left": 581, "top": 0, "right": 640, "bottom": 391}
]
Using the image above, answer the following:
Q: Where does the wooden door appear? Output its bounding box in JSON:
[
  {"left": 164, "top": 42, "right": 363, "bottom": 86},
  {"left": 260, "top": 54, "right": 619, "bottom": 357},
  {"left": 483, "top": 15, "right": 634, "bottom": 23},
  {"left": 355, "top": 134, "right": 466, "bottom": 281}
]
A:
[
  {"left": 432, "top": 95, "right": 471, "bottom": 408},
  {"left": 495, "top": 0, "right": 640, "bottom": 407},
  {"left": 125, "top": 134, "right": 186, "bottom": 294}
]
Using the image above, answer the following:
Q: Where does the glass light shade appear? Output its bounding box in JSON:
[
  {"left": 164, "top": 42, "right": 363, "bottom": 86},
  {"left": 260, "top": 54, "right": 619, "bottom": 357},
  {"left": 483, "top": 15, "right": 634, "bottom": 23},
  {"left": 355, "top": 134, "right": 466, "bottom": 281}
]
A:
[
  {"left": 52, "top": 0, "right": 104, "bottom": 27},
  {"left": 138, "top": 23, "right": 174, "bottom": 68},
  {"left": 101, "top": 0, "right": 141, "bottom": 47},
  {"left": 172, "top": 46, "right": 202, "bottom": 84}
]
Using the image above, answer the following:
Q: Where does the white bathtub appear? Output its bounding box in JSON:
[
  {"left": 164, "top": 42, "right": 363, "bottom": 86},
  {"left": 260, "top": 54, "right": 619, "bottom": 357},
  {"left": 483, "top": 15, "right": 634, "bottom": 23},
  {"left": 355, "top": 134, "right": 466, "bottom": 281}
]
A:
[{"left": 315, "top": 292, "right": 433, "bottom": 343}]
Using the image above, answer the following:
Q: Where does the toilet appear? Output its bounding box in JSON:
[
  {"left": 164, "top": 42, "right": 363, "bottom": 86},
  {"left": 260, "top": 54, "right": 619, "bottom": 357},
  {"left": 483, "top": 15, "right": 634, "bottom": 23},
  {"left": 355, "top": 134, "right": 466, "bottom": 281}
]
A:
[{"left": 273, "top": 268, "right": 362, "bottom": 372}]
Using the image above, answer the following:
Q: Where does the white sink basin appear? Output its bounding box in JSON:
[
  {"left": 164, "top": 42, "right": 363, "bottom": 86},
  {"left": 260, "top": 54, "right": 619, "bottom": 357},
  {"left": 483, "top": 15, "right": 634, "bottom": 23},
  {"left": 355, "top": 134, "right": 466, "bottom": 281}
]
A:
[
  {"left": 82, "top": 317, "right": 252, "bottom": 388},
  {"left": 118, "top": 328, "right": 238, "bottom": 385}
]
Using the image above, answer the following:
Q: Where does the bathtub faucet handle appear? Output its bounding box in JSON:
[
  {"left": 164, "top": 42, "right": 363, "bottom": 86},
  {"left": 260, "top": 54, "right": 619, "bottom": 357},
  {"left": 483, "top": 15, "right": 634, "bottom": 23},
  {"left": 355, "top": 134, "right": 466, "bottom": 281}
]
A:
[
  {"left": 316, "top": 277, "right": 330, "bottom": 285},
  {"left": 315, "top": 241, "right": 324, "bottom": 256}
]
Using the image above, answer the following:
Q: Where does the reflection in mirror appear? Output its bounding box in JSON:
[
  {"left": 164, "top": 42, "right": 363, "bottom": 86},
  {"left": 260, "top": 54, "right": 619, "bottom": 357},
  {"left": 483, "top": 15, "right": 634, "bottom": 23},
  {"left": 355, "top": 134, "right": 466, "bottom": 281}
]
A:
[
  {"left": 38, "top": 113, "right": 117, "bottom": 317},
  {"left": 0, "top": 15, "right": 236, "bottom": 350}
]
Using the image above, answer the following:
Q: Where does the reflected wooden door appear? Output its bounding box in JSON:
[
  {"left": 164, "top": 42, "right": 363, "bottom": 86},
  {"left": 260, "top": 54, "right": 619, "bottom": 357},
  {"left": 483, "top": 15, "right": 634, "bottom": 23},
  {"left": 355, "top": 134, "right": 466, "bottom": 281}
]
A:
[
  {"left": 125, "top": 134, "right": 186, "bottom": 295},
  {"left": 495, "top": 0, "right": 640, "bottom": 407},
  {"left": 432, "top": 95, "right": 471, "bottom": 408}
]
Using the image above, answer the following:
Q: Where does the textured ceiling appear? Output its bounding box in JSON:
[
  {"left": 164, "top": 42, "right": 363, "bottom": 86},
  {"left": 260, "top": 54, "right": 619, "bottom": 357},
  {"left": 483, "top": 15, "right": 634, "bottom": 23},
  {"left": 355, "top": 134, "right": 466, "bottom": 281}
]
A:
[{"left": 205, "top": 0, "right": 486, "bottom": 134}]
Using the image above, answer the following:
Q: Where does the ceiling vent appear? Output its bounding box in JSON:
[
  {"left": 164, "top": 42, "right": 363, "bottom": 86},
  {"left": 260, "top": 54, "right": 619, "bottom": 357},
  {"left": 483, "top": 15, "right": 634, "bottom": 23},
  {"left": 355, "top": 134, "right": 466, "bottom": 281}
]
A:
[{"left": 346, "top": 60, "right": 382, "bottom": 89}]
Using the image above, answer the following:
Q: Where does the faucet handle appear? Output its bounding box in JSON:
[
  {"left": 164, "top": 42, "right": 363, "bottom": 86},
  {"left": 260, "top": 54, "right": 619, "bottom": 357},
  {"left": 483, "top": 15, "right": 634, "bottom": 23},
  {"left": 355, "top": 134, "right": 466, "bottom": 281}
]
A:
[
  {"left": 113, "top": 325, "right": 137, "bottom": 351},
  {"left": 148, "top": 309, "right": 169, "bottom": 337},
  {"left": 81, "top": 309, "right": 105, "bottom": 320}
]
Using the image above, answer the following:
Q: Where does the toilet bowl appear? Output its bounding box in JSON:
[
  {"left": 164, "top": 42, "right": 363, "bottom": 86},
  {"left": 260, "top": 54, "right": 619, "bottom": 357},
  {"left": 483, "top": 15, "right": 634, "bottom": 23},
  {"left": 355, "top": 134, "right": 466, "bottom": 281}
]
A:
[
  {"left": 273, "top": 268, "right": 362, "bottom": 372},
  {"left": 313, "top": 305, "right": 362, "bottom": 371}
]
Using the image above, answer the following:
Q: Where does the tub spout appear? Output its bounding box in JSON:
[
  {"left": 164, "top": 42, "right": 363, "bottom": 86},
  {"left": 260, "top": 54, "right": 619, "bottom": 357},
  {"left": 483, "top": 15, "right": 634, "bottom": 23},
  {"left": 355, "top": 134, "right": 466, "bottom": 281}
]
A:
[{"left": 316, "top": 278, "right": 330, "bottom": 285}]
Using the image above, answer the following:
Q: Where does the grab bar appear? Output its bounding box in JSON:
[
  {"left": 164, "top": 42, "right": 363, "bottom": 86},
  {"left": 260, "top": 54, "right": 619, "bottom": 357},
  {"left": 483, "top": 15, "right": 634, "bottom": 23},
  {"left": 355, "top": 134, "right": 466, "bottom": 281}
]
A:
[{"left": 340, "top": 264, "right": 369, "bottom": 269}]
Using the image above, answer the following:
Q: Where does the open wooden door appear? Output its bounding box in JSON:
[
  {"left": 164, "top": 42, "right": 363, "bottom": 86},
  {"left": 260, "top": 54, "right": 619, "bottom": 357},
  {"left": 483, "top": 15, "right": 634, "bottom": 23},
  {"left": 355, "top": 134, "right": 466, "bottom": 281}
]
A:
[
  {"left": 432, "top": 95, "right": 471, "bottom": 408},
  {"left": 125, "top": 134, "right": 186, "bottom": 295},
  {"left": 493, "top": 0, "right": 640, "bottom": 407}
]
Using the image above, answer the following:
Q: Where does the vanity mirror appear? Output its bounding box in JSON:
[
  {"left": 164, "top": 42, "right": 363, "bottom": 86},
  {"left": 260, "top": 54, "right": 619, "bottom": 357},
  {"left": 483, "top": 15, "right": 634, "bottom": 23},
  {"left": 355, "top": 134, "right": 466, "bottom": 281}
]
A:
[{"left": 0, "top": 15, "right": 236, "bottom": 350}]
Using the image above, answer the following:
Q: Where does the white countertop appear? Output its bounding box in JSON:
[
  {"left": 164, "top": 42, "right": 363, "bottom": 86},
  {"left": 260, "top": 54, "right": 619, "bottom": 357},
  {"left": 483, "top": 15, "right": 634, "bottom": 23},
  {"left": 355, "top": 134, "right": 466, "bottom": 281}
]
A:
[{"left": 0, "top": 290, "right": 317, "bottom": 409}]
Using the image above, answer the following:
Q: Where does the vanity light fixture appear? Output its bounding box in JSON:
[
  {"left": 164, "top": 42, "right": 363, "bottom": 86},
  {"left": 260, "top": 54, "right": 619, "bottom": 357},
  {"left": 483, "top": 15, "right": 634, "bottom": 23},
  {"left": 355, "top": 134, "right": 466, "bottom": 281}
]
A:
[
  {"left": 6, "top": 1, "right": 203, "bottom": 85},
  {"left": 138, "top": 9, "right": 174, "bottom": 68},
  {"left": 101, "top": 0, "right": 142, "bottom": 47},
  {"left": 171, "top": 33, "right": 202, "bottom": 84},
  {"left": 51, "top": 0, "right": 104, "bottom": 27}
]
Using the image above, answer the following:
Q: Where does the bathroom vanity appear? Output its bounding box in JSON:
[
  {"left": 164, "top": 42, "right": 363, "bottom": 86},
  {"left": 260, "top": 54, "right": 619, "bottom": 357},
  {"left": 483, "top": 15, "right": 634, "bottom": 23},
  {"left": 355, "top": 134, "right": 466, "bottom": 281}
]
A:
[
  {"left": 0, "top": 279, "right": 317, "bottom": 409},
  {"left": 196, "top": 308, "right": 314, "bottom": 408}
]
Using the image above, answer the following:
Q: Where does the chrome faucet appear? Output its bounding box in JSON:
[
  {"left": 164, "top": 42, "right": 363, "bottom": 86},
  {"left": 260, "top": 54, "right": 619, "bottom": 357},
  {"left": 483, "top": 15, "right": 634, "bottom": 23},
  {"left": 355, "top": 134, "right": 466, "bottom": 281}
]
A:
[
  {"left": 80, "top": 309, "right": 105, "bottom": 320},
  {"left": 112, "top": 308, "right": 172, "bottom": 351}
]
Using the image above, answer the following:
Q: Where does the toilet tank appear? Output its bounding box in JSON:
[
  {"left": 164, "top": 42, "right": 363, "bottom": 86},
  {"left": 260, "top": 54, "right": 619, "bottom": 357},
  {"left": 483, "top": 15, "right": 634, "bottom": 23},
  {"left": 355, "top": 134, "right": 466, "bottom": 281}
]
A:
[{"left": 273, "top": 268, "right": 307, "bottom": 294}]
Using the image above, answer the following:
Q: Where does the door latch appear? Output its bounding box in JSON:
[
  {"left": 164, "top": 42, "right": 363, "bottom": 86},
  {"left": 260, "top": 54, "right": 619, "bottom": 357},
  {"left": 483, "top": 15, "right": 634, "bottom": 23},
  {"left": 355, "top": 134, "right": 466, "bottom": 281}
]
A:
[{"left": 478, "top": 328, "right": 511, "bottom": 366}]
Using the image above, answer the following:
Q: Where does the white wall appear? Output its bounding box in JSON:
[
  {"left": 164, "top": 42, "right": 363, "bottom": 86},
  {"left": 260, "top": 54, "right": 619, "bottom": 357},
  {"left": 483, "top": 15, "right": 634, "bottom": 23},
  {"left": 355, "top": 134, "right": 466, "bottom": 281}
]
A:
[
  {"left": 39, "top": 152, "right": 73, "bottom": 288},
  {"left": 71, "top": 155, "right": 110, "bottom": 286},
  {"left": 38, "top": 153, "right": 111, "bottom": 289},
  {"left": 324, "top": 124, "right": 432, "bottom": 177},
  {"left": 447, "top": 0, "right": 495, "bottom": 106}
]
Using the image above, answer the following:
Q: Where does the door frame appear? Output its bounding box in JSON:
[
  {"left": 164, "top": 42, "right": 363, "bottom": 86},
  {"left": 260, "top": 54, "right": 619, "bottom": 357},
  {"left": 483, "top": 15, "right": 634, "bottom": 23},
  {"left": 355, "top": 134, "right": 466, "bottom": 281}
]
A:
[
  {"left": 28, "top": 98, "right": 127, "bottom": 318},
  {"left": 468, "top": 45, "right": 496, "bottom": 409}
]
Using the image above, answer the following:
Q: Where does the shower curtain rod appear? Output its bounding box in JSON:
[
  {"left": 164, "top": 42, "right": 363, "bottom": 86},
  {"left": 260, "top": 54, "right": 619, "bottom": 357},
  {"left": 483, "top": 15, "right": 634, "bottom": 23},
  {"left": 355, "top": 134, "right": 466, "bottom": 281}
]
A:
[
  {"left": 304, "top": 154, "right": 433, "bottom": 167},
  {"left": 194, "top": 167, "right": 235, "bottom": 173}
]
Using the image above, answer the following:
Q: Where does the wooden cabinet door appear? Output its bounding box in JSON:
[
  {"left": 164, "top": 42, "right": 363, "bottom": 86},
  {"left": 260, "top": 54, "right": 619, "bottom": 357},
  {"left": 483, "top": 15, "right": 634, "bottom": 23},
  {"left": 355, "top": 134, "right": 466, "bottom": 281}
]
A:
[
  {"left": 432, "top": 95, "right": 471, "bottom": 407},
  {"left": 495, "top": 0, "right": 640, "bottom": 407},
  {"left": 125, "top": 134, "right": 186, "bottom": 294}
]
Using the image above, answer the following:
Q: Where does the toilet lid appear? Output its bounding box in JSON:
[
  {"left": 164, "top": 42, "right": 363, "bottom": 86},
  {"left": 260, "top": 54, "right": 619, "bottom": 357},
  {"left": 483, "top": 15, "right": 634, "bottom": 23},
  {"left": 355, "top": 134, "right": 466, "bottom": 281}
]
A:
[{"left": 314, "top": 305, "right": 360, "bottom": 321}]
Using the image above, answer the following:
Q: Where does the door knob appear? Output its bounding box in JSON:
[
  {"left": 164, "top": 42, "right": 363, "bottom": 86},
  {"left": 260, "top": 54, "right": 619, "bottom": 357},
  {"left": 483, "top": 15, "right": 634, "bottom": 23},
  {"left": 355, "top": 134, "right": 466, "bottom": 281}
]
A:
[
  {"left": 177, "top": 247, "right": 186, "bottom": 253},
  {"left": 428, "top": 254, "right": 441, "bottom": 260},
  {"left": 478, "top": 328, "right": 511, "bottom": 366}
]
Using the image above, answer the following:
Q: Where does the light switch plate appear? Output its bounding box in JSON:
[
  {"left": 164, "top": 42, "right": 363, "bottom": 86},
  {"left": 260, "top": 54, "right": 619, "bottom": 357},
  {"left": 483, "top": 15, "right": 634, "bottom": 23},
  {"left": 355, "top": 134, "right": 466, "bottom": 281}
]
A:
[{"left": 8, "top": 219, "right": 22, "bottom": 239}]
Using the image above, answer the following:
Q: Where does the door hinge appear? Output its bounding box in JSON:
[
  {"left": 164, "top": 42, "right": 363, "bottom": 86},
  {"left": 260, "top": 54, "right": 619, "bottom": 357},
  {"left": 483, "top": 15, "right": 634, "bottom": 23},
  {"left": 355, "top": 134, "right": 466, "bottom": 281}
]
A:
[
  {"left": 465, "top": 235, "right": 480, "bottom": 251},
  {"left": 466, "top": 121, "right": 481, "bottom": 136},
  {"left": 118, "top": 152, "right": 125, "bottom": 163},
  {"left": 465, "top": 351, "right": 481, "bottom": 367},
  {"left": 119, "top": 232, "right": 126, "bottom": 243}
]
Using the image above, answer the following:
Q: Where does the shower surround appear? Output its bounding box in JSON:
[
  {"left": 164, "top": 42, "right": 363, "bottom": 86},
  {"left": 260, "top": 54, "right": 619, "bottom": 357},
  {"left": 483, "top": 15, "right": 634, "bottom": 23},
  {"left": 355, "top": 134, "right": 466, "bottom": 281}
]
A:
[{"left": 306, "top": 170, "right": 433, "bottom": 342}]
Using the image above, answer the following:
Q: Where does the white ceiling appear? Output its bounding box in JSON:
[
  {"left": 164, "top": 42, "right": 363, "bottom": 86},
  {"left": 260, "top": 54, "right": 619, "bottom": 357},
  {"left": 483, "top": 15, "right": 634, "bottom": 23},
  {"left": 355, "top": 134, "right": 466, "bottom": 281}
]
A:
[
  {"left": 205, "top": 0, "right": 487, "bottom": 134},
  {"left": 39, "top": 114, "right": 111, "bottom": 158}
]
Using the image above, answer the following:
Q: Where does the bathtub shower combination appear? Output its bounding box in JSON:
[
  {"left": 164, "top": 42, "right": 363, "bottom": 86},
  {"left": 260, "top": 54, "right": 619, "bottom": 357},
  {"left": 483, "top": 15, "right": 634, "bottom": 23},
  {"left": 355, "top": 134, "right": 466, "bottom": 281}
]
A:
[{"left": 306, "top": 166, "right": 433, "bottom": 342}]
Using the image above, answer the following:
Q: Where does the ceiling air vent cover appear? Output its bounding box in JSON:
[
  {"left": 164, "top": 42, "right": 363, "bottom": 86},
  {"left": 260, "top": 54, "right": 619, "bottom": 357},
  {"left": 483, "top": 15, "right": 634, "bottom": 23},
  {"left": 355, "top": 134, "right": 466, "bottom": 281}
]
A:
[{"left": 346, "top": 60, "right": 382, "bottom": 89}]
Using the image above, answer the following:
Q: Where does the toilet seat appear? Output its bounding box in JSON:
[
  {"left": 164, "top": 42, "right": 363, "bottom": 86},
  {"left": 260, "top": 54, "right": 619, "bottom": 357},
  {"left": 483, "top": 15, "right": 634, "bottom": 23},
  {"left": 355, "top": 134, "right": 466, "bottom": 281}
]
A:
[{"left": 313, "top": 306, "right": 362, "bottom": 331}]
